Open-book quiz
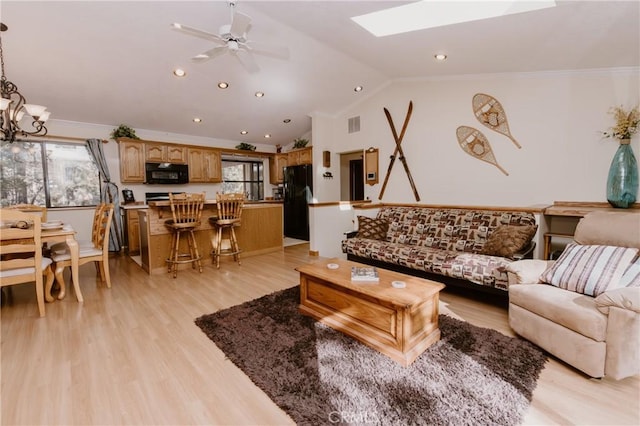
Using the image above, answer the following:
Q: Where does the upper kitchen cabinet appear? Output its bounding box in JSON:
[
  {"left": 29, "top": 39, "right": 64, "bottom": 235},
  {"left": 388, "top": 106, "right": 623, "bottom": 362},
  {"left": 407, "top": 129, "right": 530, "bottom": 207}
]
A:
[
  {"left": 269, "top": 153, "right": 289, "bottom": 184},
  {"left": 288, "top": 147, "right": 312, "bottom": 167},
  {"left": 118, "top": 138, "right": 145, "bottom": 183},
  {"left": 145, "top": 143, "right": 187, "bottom": 164},
  {"left": 188, "top": 148, "right": 222, "bottom": 183}
]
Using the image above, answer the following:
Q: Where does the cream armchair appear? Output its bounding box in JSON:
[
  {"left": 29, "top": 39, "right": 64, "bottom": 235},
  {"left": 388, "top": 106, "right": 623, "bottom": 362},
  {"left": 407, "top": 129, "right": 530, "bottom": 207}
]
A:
[{"left": 507, "top": 211, "right": 640, "bottom": 380}]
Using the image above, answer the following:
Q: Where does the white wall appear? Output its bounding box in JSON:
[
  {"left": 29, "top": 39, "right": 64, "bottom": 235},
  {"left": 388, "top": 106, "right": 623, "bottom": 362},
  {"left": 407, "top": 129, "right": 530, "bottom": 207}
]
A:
[
  {"left": 307, "top": 67, "right": 639, "bottom": 257},
  {"left": 312, "top": 68, "right": 640, "bottom": 206}
]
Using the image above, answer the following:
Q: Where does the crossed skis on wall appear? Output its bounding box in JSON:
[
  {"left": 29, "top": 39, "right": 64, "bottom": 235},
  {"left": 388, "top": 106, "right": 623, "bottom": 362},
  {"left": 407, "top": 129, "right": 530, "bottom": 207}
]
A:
[{"left": 378, "top": 94, "right": 520, "bottom": 202}]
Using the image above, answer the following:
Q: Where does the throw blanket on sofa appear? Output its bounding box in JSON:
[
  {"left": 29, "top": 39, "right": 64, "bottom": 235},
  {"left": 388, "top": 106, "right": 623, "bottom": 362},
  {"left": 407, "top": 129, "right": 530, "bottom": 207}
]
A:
[{"left": 342, "top": 207, "right": 537, "bottom": 291}]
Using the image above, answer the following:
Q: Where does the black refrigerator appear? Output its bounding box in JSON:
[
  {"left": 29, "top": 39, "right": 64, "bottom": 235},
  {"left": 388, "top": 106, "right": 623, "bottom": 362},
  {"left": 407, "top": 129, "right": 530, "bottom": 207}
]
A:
[{"left": 283, "top": 164, "right": 313, "bottom": 240}]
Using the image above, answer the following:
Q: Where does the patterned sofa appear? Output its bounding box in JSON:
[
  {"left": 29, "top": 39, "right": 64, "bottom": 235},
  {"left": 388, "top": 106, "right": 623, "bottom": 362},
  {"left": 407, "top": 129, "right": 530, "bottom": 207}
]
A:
[{"left": 342, "top": 206, "right": 538, "bottom": 295}]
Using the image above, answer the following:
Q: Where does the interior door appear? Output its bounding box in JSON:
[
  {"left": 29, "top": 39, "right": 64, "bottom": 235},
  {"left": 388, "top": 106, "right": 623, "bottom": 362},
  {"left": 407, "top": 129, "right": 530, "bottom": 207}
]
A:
[{"left": 349, "top": 159, "right": 364, "bottom": 201}]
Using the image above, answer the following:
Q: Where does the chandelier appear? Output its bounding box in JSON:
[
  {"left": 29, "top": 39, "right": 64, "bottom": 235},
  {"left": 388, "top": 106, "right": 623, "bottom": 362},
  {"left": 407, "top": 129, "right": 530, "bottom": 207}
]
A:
[{"left": 0, "top": 23, "right": 50, "bottom": 142}]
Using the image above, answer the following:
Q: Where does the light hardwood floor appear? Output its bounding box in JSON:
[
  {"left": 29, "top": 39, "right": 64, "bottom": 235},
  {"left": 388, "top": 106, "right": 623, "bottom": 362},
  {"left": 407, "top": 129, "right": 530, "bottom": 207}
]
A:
[{"left": 1, "top": 245, "right": 639, "bottom": 425}]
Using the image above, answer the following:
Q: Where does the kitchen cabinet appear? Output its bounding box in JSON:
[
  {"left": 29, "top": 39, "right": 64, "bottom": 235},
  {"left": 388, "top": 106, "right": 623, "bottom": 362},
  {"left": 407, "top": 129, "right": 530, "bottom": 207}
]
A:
[
  {"left": 118, "top": 139, "right": 145, "bottom": 183},
  {"left": 126, "top": 209, "right": 141, "bottom": 255},
  {"left": 269, "top": 153, "right": 289, "bottom": 184},
  {"left": 288, "top": 147, "right": 312, "bottom": 166},
  {"left": 188, "top": 148, "right": 222, "bottom": 183},
  {"left": 145, "top": 143, "right": 187, "bottom": 164}
]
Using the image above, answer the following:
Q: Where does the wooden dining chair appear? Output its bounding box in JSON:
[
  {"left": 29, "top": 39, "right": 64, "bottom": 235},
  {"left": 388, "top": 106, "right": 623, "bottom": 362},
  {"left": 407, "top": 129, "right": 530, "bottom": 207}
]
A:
[
  {"left": 0, "top": 209, "right": 54, "bottom": 317},
  {"left": 210, "top": 193, "right": 245, "bottom": 269},
  {"left": 7, "top": 204, "right": 47, "bottom": 222},
  {"left": 51, "top": 204, "right": 114, "bottom": 301},
  {"left": 84, "top": 203, "right": 107, "bottom": 249}
]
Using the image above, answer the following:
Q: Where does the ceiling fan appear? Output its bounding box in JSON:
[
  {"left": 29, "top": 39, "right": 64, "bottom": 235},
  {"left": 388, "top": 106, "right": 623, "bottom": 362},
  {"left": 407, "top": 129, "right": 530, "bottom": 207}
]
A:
[{"left": 171, "top": 1, "right": 289, "bottom": 73}]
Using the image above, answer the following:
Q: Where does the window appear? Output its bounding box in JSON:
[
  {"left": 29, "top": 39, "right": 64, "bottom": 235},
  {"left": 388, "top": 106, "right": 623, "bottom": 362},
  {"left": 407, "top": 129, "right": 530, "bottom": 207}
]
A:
[
  {"left": 0, "top": 141, "right": 101, "bottom": 208},
  {"left": 221, "top": 158, "right": 264, "bottom": 201}
]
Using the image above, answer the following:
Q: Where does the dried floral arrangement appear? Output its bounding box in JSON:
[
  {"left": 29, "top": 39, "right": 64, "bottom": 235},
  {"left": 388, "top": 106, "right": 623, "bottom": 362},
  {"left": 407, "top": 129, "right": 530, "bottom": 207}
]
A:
[{"left": 602, "top": 105, "right": 639, "bottom": 141}]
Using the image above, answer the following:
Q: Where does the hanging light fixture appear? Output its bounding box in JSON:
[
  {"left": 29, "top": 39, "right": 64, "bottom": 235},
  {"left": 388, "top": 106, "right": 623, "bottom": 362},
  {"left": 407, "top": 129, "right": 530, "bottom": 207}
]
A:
[{"left": 0, "top": 23, "right": 50, "bottom": 142}]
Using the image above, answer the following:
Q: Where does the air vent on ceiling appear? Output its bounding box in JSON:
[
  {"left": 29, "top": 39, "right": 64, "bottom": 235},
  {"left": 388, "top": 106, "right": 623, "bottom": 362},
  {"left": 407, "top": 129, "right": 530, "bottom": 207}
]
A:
[{"left": 348, "top": 116, "right": 360, "bottom": 134}]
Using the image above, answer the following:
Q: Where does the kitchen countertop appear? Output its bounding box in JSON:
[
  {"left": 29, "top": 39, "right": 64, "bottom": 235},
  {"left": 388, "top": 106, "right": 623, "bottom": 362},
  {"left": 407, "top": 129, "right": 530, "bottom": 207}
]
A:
[
  {"left": 145, "top": 199, "right": 283, "bottom": 207},
  {"left": 121, "top": 203, "right": 149, "bottom": 210},
  {"left": 122, "top": 200, "right": 282, "bottom": 209}
]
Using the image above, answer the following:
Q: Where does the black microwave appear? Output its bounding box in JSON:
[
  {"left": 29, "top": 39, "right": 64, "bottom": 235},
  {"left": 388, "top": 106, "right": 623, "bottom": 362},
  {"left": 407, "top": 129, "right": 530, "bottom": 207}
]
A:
[{"left": 145, "top": 163, "right": 189, "bottom": 184}]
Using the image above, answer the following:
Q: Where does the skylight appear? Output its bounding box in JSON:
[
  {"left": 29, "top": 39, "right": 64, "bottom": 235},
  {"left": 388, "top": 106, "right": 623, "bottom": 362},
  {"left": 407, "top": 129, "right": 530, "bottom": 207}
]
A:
[{"left": 351, "top": 0, "right": 557, "bottom": 37}]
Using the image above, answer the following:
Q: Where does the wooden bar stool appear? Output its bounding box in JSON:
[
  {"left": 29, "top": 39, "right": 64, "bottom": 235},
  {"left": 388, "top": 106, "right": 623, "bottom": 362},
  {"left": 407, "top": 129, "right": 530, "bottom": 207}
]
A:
[
  {"left": 210, "top": 193, "right": 244, "bottom": 269},
  {"left": 165, "top": 192, "right": 205, "bottom": 278}
]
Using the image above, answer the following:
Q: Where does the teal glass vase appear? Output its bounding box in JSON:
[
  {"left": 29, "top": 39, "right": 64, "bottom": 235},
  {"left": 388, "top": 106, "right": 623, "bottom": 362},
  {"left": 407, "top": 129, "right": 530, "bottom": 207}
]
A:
[{"left": 607, "top": 140, "right": 638, "bottom": 208}]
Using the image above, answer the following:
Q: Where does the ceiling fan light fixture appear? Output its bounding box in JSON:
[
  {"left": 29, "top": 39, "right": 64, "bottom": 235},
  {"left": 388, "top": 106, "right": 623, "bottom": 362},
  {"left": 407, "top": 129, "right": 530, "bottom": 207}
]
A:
[
  {"left": 193, "top": 117, "right": 202, "bottom": 123},
  {"left": 434, "top": 53, "right": 447, "bottom": 61},
  {"left": 173, "top": 68, "right": 186, "bottom": 77},
  {"left": 171, "top": 3, "right": 289, "bottom": 74},
  {"left": 218, "top": 82, "right": 229, "bottom": 89},
  {"left": 264, "top": 134, "right": 271, "bottom": 138},
  {"left": 255, "top": 91, "right": 264, "bottom": 98},
  {"left": 354, "top": 86, "right": 363, "bottom": 92},
  {"left": 240, "top": 130, "right": 248, "bottom": 135}
]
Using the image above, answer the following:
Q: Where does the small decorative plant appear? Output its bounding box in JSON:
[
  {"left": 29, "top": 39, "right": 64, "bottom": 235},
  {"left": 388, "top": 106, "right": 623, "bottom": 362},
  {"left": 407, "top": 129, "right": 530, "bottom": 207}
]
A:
[
  {"left": 236, "top": 142, "right": 256, "bottom": 151},
  {"left": 111, "top": 124, "right": 140, "bottom": 140},
  {"left": 293, "top": 138, "right": 309, "bottom": 149},
  {"left": 602, "top": 105, "right": 639, "bottom": 141}
]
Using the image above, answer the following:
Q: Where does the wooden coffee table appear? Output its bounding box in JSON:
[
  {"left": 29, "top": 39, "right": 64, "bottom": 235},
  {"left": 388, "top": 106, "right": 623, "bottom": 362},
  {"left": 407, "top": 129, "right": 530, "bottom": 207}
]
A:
[{"left": 296, "top": 258, "right": 445, "bottom": 366}]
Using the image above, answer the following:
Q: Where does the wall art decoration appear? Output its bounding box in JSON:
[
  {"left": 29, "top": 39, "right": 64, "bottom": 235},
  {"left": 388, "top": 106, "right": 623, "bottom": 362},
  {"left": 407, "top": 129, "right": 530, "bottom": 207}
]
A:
[
  {"left": 456, "top": 126, "right": 509, "bottom": 176},
  {"left": 379, "top": 101, "right": 421, "bottom": 201},
  {"left": 472, "top": 93, "right": 521, "bottom": 148}
]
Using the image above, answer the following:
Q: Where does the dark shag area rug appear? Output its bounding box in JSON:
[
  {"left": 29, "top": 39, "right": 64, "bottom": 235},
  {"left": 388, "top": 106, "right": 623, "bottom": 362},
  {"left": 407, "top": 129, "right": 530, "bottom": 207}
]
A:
[{"left": 195, "top": 286, "right": 547, "bottom": 425}]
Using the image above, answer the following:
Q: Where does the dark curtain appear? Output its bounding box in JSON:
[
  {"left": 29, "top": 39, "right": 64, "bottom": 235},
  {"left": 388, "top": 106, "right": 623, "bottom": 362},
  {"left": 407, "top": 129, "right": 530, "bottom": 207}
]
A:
[{"left": 86, "top": 138, "right": 123, "bottom": 252}]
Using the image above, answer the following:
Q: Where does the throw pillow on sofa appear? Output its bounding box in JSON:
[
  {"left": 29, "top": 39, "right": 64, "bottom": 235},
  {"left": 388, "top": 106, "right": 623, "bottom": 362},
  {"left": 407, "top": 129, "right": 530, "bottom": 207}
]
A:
[
  {"left": 480, "top": 225, "right": 537, "bottom": 259},
  {"left": 356, "top": 216, "right": 388, "bottom": 240},
  {"left": 620, "top": 257, "right": 640, "bottom": 287},
  {"left": 540, "top": 243, "right": 638, "bottom": 297}
]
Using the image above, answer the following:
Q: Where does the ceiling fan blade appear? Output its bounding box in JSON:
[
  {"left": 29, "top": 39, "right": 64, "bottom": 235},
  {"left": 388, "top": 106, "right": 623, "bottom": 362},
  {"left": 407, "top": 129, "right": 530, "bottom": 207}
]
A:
[
  {"left": 245, "top": 41, "right": 289, "bottom": 60},
  {"left": 230, "top": 12, "right": 252, "bottom": 37},
  {"left": 171, "top": 22, "right": 225, "bottom": 44},
  {"left": 191, "top": 46, "right": 228, "bottom": 63},
  {"left": 234, "top": 50, "right": 260, "bottom": 73}
]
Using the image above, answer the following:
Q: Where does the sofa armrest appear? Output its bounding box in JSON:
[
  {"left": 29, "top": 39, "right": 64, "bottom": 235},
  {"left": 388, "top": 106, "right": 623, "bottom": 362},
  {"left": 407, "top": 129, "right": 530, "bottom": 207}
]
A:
[
  {"left": 505, "top": 259, "right": 554, "bottom": 285},
  {"left": 512, "top": 241, "right": 536, "bottom": 260},
  {"left": 595, "top": 287, "right": 640, "bottom": 315},
  {"left": 344, "top": 230, "right": 358, "bottom": 239}
]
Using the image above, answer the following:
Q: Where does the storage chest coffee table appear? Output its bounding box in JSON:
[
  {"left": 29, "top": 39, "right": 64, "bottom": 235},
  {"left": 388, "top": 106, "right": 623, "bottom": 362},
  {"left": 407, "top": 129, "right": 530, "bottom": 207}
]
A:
[{"left": 296, "top": 258, "right": 445, "bottom": 366}]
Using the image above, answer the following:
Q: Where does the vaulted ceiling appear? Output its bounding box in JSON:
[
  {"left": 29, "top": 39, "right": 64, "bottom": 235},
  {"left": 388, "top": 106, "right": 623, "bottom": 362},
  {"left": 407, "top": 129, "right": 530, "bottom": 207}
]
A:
[{"left": 1, "top": 1, "right": 638, "bottom": 146}]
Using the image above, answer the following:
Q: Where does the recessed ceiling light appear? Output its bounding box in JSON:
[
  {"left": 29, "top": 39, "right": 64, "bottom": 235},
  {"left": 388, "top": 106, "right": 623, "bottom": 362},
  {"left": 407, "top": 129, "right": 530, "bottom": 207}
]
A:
[
  {"left": 434, "top": 53, "right": 447, "bottom": 61},
  {"left": 173, "top": 68, "right": 186, "bottom": 77},
  {"left": 255, "top": 91, "right": 265, "bottom": 98},
  {"left": 283, "top": 119, "right": 291, "bottom": 123},
  {"left": 240, "top": 130, "right": 248, "bottom": 135},
  {"left": 193, "top": 117, "right": 202, "bottom": 123},
  {"left": 218, "top": 82, "right": 229, "bottom": 89},
  {"left": 354, "top": 86, "right": 363, "bottom": 92},
  {"left": 264, "top": 134, "right": 271, "bottom": 138}
]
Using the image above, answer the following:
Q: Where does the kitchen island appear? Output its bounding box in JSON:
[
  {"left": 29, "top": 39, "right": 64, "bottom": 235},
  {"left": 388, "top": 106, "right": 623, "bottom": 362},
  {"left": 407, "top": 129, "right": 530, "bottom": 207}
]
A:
[{"left": 138, "top": 200, "right": 283, "bottom": 274}]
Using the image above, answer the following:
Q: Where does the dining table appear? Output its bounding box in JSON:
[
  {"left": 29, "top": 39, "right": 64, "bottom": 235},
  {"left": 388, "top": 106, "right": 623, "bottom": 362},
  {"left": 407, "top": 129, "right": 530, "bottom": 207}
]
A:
[{"left": 42, "top": 224, "right": 82, "bottom": 303}]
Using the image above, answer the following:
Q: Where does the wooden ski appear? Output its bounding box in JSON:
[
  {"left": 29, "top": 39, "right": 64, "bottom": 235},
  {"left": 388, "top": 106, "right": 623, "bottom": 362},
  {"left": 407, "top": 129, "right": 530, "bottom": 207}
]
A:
[{"left": 378, "top": 101, "right": 420, "bottom": 201}]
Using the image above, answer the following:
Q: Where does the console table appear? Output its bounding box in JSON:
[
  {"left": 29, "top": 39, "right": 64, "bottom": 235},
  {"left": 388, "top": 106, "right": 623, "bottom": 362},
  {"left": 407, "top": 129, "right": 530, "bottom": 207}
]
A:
[{"left": 543, "top": 201, "right": 640, "bottom": 259}]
